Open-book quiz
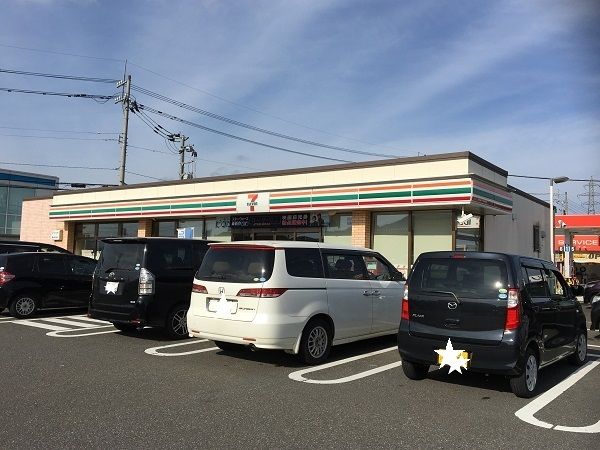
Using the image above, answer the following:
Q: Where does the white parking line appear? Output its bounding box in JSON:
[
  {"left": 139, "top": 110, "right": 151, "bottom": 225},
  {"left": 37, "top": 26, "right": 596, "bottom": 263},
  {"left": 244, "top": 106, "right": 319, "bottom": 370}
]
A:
[
  {"left": 42, "top": 317, "right": 105, "bottom": 328},
  {"left": 515, "top": 356, "right": 600, "bottom": 433},
  {"left": 145, "top": 339, "right": 219, "bottom": 356},
  {"left": 13, "top": 320, "right": 70, "bottom": 331},
  {"left": 70, "top": 315, "right": 111, "bottom": 324},
  {"left": 288, "top": 346, "right": 401, "bottom": 384},
  {"left": 588, "top": 344, "right": 600, "bottom": 349},
  {"left": 46, "top": 326, "right": 119, "bottom": 338}
]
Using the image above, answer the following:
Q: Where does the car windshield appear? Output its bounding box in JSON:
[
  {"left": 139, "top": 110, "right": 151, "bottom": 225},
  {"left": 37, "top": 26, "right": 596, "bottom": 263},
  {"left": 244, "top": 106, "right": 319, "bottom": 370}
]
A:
[
  {"left": 98, "top": 243, "right": 145, "bottom": 271},
  {"left": 196, "top": 246, "right": 275, "bottom": 283},
  {"left": 413, "top": 258, "right": 508, "bottom": 298}
]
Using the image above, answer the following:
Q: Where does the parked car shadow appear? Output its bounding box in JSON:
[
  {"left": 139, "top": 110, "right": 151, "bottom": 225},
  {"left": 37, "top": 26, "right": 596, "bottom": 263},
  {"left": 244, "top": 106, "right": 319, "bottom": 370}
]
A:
[
  {"left": 211, "top": 335, "right": 398, "bottom": 368},
  {"left": 425, "top": 357, "right": 591, "bottom": 395}
]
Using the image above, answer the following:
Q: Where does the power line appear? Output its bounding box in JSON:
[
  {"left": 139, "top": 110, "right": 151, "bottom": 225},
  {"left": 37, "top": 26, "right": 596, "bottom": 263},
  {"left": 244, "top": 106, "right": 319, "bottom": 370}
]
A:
[
  {"left": 0, "top": 133, "right": 117, "bottom": 142},
  {"left": 0, "top": 126, "right": 118, "bottom": 135},
  {"left": 0, "top": 86, "right": 116, "bottom": 102},
  {"left": 124, "top": 170, "right": 166, "bottom": 181},
  {"left": 0, "top": 68, "right": 119, "bottom": 84},
  {"left": 135, "top": 102, "right": 352, "bottom": 164},
  {"left": 132, "top": 85, "right": 399, "bottom": 159},
  {"left": 127, "top": 61, "right": 414, "bottom": 155},
  {"left": 0, "top": 43, "right": 125, "bottom": 63},
  {"left": 0, "top": 161, "right": 117, "bottom": 170}
]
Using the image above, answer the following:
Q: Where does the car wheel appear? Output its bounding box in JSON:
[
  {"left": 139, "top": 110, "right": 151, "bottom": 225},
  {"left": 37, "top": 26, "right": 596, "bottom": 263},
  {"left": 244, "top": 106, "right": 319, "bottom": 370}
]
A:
[
  {"left": 299, "top": 318, "right": 332, "bottom": 365},
  {"left": 568, "top": 331, "right": 587, "bottom": 366},
  {"left": 510, "top": 349, "right": 538, "bottom": 398},
  {"left": 401, "top": 359, "right": 430, "bottom": 380},
  {"left": 112, "top": 323, "right": 138, "bottom": 333},
  {"left": 165, "top": 305, "right": 189, "bottom": 339},
  {"left": 214, "top": 341, "right": 247, "bottom": 352},
  {"left": 9, "top": 294, "right": 38, "bottom": 319}
]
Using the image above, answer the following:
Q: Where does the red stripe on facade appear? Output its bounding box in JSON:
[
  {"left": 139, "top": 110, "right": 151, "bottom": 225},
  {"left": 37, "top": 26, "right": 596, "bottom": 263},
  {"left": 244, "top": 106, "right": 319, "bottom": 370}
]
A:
[
  {"left": 412, "top": 196, "right": 471, "bottom": 204},
  {"left": 358, "top": 199, "right": 413, "bottom": 206}
]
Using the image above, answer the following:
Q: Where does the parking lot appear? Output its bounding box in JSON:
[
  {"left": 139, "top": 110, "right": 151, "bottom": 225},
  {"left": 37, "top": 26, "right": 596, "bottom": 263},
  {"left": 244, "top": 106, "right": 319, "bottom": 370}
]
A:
[{"left": 0, "top": 308, "right": 597, "bottom": 449}]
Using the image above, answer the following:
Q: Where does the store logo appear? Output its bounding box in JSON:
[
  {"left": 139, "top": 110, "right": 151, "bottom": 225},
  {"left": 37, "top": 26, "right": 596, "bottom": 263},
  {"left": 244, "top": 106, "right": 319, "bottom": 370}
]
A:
[{"left": 247, "top": 193, "right": 259, "bottom": 212}]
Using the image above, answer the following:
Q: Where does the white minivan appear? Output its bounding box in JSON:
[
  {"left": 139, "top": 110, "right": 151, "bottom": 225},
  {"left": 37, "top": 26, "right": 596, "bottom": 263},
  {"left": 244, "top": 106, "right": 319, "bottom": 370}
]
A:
[{"left": 187, "top": 241, "right": 405, "bottom": 364}]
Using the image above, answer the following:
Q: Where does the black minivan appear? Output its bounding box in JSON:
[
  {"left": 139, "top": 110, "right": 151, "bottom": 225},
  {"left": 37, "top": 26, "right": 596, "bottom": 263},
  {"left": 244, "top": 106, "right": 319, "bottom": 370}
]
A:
[
  {"left": 397, "top": 251, "right": 588, "bottom": 398},
  {"left": 89, "top": 238, "right": 212, "bottom": 338},
  {"left": 0, "top": 252, "right": 96, "bottom": 318}
]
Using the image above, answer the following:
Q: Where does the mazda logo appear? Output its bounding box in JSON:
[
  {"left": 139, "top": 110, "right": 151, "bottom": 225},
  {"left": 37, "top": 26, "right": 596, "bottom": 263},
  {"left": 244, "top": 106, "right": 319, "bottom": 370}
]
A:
[{"left": 447, "top": 302, "right": 458, "bottom": 310}]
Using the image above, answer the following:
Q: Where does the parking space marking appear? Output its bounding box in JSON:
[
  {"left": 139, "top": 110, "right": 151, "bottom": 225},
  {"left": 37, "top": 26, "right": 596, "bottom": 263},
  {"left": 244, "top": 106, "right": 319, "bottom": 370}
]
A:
[
  {"left": 70, "top": 315, "right": 111, "bottom": 324},
  {"left": 46, "top": 326, "right": 119, "bottom": 338},
  {"left": 288, "top": 346, "right": 401, "bottom": 384},
  {"left": 145, "top": 339, "right": 219, "bottom": 356},
  {"left": 588, "top": 344, "right": 600, "bottom": 349},
  {"left": 13, "top": 320, "right": 70, "bottom": 331},
  {"left": 515, "top": 356, "right": 600, "bottom": 433},
  {"left": 42, "top": 317, "right": 105, "bottom": 328}
]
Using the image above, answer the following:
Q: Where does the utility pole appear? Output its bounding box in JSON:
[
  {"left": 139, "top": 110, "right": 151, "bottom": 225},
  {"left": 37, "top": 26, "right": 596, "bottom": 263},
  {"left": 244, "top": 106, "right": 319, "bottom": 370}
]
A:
[
  {"left": 116, "top": 75, "right": 131, "bottom": 185},
  {"left": 563, "top": 191, "right": 568, "bottom": 214},
  {"left": 179, "top": 135, "right": 187, "bottom": 180}
]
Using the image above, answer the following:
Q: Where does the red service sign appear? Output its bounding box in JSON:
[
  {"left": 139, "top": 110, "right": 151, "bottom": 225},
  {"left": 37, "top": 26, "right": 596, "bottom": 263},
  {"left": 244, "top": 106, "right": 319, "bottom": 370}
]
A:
[{"left": 555, "top": 234, "right": 600, "bottom": 251}]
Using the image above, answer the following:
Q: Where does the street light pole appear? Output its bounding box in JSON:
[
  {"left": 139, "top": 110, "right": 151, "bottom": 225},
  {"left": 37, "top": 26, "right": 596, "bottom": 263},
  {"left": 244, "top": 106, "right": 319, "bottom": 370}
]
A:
[{"left": 549, "top": 176, "right": 569, "bottom": 263}]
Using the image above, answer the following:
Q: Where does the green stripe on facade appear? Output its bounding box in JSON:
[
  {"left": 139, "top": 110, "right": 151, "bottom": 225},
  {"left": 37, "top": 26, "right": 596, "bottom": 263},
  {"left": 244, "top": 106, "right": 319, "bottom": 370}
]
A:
[
  {"left": 312, "top": 194, "right": 358, "bottom": 202},
  {"left": 412, "top": 187, "right": 471, "bottom": 197},
  {"left": 201, "top": 201, "right": 236, "bottom": 208},
  {"left": 359, "top": 191, "right": 411, "bottom": 200},
  {"left": 270, "top": 196, "right": 312, "bottom": 204},
  {"left": 473, "top": 188, "right": 512, "bottom": 206}
]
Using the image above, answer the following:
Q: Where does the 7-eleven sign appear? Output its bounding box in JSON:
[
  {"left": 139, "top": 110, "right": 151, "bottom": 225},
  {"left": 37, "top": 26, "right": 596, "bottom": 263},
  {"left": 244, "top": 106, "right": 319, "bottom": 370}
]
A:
[{"left": 236, "top": 192, "right": 270, "bottom": 213}]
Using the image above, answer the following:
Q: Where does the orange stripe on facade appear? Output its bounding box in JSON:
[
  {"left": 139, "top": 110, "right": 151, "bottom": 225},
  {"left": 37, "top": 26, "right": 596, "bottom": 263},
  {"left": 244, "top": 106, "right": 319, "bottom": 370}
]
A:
[{"left": 51, "top": 195, "right": 236, "bottom": 211}]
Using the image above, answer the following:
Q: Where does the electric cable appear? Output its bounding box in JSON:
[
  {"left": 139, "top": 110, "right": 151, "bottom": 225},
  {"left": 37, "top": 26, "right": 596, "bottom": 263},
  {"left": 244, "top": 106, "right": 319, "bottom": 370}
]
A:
[
  {"left": 0, "top": 68, "right": 119, "bottom": 84},
  {"left": 132, "top": 85, "right": 398, "bottom": 159},
  {"left": 136, "top": 102, "right": 352, "bottom": 163}
]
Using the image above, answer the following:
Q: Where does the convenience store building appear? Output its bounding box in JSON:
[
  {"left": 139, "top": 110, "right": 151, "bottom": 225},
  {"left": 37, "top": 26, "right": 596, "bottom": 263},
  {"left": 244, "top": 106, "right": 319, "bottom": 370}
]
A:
[{"left": 20, "top": 151, "right": 550, "bottom": 274}]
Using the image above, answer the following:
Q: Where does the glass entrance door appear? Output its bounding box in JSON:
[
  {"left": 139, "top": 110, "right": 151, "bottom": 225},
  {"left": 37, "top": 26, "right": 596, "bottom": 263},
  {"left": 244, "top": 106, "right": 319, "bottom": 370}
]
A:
[{"left": 231, "top": 228, "right": 322, "bottom": 242}]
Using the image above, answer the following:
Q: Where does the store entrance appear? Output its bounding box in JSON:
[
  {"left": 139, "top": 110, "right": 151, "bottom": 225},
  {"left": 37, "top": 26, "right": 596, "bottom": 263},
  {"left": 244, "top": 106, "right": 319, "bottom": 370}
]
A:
[{"left": 232, "top": 228, "right": 321, "bottom": 242}]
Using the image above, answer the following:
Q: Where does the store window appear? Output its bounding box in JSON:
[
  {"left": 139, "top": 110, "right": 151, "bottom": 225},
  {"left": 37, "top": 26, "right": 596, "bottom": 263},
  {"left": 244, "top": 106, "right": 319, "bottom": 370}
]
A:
[
  {"left": 205, "top": 217, "right": 231, "bottom": 242},
  {"left": 455, "top": 214, "right": 482, "bottom": 252},
  {"left": 74, "top": 222, "right": 139, "bottom": 258},
  {"left": 412, "top": 211, "right": 452, "bottom": 262},
  {"left": 372, "top": 212, "right": 409, "bottom": 273},
  {"left": 323, "top": 214, "right": 352, "bottom": 246}
]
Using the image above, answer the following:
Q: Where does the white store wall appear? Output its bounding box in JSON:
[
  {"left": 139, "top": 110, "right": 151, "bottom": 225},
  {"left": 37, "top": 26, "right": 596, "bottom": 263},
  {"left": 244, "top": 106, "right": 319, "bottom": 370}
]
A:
[{"left": 484, "top": 189, "right": 550, "bottom": 259}]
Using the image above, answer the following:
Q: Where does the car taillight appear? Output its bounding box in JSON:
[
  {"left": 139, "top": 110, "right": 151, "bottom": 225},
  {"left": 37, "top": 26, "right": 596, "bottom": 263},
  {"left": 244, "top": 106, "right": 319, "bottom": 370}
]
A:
[
  {"left": 237, "top": 288, "right": 287, "bottom": 298},
  {"left": 138, "top": 268, "right": 155, "bottom": 295},
  {"left": 0, "top": 270, "right": 15, "bottom": 286},
  {"left": 401, "top": 285, "right": 410, "bottom": 321},
  {"left": 192, "top": 282, "right": 207, "bottom": 294},
  {"left": 505, "top": 288, "right": 521, "bottom": 331}
]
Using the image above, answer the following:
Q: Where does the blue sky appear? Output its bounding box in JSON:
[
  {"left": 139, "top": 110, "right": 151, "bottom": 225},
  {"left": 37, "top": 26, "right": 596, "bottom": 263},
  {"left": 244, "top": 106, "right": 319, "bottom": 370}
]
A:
[{"left": 1, "top": 0, "right": 599, "bottom": 210}]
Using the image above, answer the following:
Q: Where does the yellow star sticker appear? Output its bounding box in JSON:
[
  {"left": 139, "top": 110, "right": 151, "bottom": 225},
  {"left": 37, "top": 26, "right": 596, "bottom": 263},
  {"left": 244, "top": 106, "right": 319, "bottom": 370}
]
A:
[{"left": 435, "top": 338, "right": 470, "bottom": 374}]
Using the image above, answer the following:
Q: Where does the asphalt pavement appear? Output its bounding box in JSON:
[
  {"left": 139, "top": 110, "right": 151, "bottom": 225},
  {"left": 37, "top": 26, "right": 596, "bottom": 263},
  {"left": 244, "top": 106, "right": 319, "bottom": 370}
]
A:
[{"left": 0, "top": 307, "right": 597, "bottom": 449}]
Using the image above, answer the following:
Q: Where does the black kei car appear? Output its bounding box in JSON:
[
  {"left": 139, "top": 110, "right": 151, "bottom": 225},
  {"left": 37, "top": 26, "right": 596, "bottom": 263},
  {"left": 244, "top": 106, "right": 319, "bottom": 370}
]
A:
[
  {"left": 0, "top": 252, "right": 97, "bottom": 318},
  {"left": 89, "top": 238, "right": 212, "bottom": 339},
  {"left": 397, "top": 251, "right": 588, "bottom": 398},
  {"left": 0, "top": 239, "right": 72, "bottom": 255}
]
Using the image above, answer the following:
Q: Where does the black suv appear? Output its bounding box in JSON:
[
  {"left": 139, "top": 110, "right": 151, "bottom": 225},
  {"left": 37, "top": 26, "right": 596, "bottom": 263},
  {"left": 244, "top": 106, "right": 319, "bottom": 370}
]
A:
[
  {"left": 0, "top": 252, "right": 97, "bottom": 318},
  {"left": 0, "top": 239, "right": 71, "bottom": 255},
  {"left": 397, "top": 251, "right": 588, "bottom": 398},
  {"left": 89, "top": 237, "right": 212, "bottom": 338}
]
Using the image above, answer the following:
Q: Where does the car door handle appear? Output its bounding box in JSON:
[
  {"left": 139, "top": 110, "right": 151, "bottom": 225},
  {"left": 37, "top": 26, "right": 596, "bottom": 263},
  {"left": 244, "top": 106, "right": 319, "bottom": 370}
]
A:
[
  {"left": 371, "top": 290, "right": 381, "bottom": 296},
  {"left": 363, "top": 290, "right": 372, "bottom": 296}
]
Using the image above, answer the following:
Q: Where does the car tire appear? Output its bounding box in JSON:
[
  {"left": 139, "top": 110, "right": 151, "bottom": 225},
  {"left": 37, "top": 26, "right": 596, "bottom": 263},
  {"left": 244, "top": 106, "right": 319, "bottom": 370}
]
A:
[
  {"left": 401, "top": 359, "right": 430, "bottom": 380},
  {"left": 214, "top": 341, "right": 247, "bottom": 352},
  {"left": 9, "top": 293, "right": 38, "bottom": 319},
  {"left": 165, "top": 305, "right": 189, "bottom": 340},
  {"left": 112, "top": 323, "right": 138, "bottom": 333},
  {"left": 510, "top": 349, "right": 538, "bottom": 398},
  {"left": 299, "top": 318, "right": 332, "bottom": 365},
  {"left": 568, "top": 331, "right": 587, "bottom": 366}
]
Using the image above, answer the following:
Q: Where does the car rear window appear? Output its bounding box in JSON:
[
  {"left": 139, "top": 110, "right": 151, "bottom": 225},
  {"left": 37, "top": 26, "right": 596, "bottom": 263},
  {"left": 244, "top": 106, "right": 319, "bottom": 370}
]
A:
[
  {"left": 99, "top": 243, "right": 145, "bottom": 271},
  {"left": 412, "top": 258, "right": 508, "bottom": 298},
  {"left": 196, "top": 246, "right": 275, "bottom": 283}
]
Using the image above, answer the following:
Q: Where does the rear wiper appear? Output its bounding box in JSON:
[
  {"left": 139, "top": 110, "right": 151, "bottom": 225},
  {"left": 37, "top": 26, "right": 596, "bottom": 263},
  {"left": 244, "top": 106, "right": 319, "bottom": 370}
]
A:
[{"left": 420, "top": 289, "right": 461, "bottom": 303}]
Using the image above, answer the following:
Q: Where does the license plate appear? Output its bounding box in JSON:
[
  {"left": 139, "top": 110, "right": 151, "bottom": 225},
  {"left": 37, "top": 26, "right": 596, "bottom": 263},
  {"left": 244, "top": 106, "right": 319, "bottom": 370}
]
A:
[
  {"left": 104, "top": 281, "right": 119, "bottom": 294},
  {"left": 207, "top": 298, "right": 238, "bottom": 314},
  {"left": 437, "top": 351, "right": 471, "bottom": 366}
]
